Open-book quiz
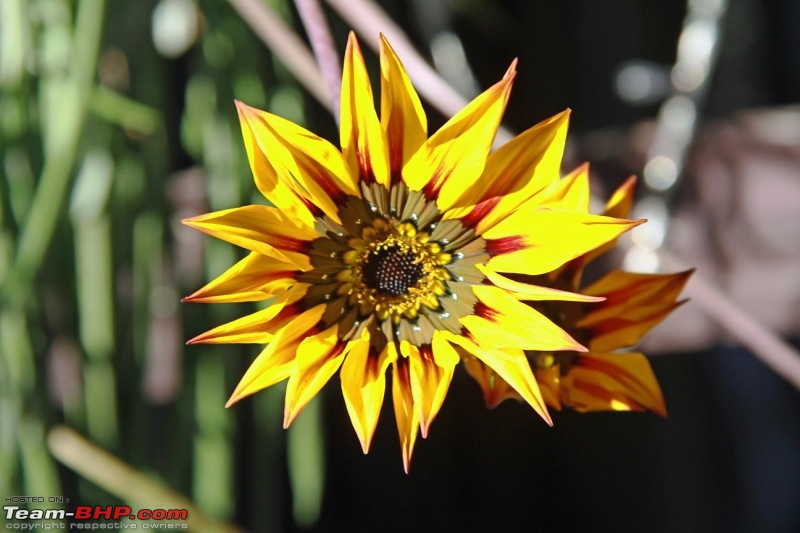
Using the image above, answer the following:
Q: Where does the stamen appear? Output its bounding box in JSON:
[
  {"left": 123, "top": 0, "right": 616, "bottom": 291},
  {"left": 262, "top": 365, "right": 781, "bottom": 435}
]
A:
[{"left": 362, "top": 245, "right": 423, "bottom": 296}]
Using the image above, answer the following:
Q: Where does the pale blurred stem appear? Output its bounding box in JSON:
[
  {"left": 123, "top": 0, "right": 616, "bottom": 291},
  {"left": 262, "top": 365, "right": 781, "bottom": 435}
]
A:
[
  {"left": 660, "top": 248, "right": 800, "bottom": 390},
  {"left": 48, "top": 426, "right": 244, "bottom": 533},
  {"left": 228, "top": 0, "right": 332, "bottom": 110},
  {"left": 1, "top": 0, "right": 106, "bottom": 311},
  {"left": 293, "top": 0, "right": 342, "bottom": 124}
]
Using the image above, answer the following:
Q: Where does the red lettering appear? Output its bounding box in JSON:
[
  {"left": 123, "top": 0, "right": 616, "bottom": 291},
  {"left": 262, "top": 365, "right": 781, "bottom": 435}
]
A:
[
  {"left": 113, "top": 506, "right": 132, "bottom": 520},
  {"left": 75, "top": 506, "right": 92, "bottom": 519},
  {"left": 167, "top": 510, "right": 188, "bottom": 520},
  {"left": 95, "top": 505, "right": 113, "bottom": 519}
]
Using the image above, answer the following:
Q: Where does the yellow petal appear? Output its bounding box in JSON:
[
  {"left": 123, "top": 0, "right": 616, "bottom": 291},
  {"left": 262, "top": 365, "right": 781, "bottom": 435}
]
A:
[
  {"left": 461, "top": 285, "right": 586, "bottom": 352},
  {"left": 579, "top": 270, "right": 692, "bottom": 351},
  {"left": 587, "top": 301, "right": 686, "bottom": 353},
  {"left": 283, "top": 324, "right": 346, "bottom": 427},
  {"left": 236, "top": 101, "right": 317, "bottom": 227},
  {"left": 533, "top": 365, "right": 562, "bottom": 411},
  {"left": 183, "top": 252, "right": 300, "bottom": 303},
  {"left": 182, "top": 205, "right": 317, "bottom": 270},
  {"left": 483, "top": 209, "right": 642, "bottom": 275},
  {"left": 461, "top": 355, "right": 521, "bottom": 408},
  {"left": 582, "top": 175, "right": 639, "bottom": 264},
  {"left": 603, "top": 175, "right": 637, "bottom": 219},
  {"left": 476, "top": 264, "right": 604, "bottom": 303},
  {"left": 401, "top": 334, "right": 457, "bottom": 438},
  {"left": 340, "top": 33, "right": 390, "bottom": 188},
  {"left": 379, "top": 34, "right": 427, "bottom": 184},
  {"left": 226, "top": 304, "right": 326, "bottom": 406},
  {"left": 402, "top": 62, "right": 516, "bottom": 212},
  {"left": 188, "top": 283, "right": 310, "bottom": 344},
  {"left": 443, "top": 110, "right": 570, "bottom": 232},
  {"left": 236, "top": 101, "right": 359, "bottom": 224},
  {"left": 445, "top": 331, "right": 551, "bottom": 425},
  {"left": 538, "top": 162, "right": 591, "bottom": 212},
  {"left": 583, "top": 269, "right": 691, "bottom": 305},
  {"left": 391, "top": 354, "right": 418, "bottom": 473},
  {"left": 340, "top": 333, "right": 397, "bottom": 453},
  {"left": 561, "top": 352, "right": 666, "bottom": 416}
]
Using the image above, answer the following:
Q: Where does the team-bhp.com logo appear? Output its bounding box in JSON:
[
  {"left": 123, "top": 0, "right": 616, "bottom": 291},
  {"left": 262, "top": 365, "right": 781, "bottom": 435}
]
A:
[{"left": 4, "top": 504, "right": 189, "bottom": 530}]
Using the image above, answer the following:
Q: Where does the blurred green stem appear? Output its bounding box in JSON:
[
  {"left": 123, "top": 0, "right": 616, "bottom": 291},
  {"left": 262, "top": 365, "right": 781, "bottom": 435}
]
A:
[
  {"left": 286, "top": 397, "right": 325, "bottom": 529},
  {"left": 1, "top": 0, "right": 106, "bottom": 310},
  {"left": 91, "top": 86, "right": 162, "bottom": 136}
]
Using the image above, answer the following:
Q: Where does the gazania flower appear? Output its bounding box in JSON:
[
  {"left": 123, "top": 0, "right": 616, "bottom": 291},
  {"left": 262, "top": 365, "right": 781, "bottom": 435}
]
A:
[
  {"left": 183, "top": 33, "right": 640, "bottom": 471},
  {"left": 464, "top": 168, "right": 692, "bottom": 415}
]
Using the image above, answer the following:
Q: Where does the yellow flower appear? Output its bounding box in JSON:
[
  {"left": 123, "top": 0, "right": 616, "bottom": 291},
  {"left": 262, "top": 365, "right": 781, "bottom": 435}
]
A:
[
  {"left": 183, "top": 34, "right": 640, "bottom": 471},
  {"left": 464, "top": 168, "right": 692, "bottom": 416}
]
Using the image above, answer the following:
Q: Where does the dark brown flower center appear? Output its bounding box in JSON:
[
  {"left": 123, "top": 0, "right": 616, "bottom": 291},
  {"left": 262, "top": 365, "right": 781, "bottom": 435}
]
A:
[{"left": 362, "top": 245, "right": 423, "bottom": 296}]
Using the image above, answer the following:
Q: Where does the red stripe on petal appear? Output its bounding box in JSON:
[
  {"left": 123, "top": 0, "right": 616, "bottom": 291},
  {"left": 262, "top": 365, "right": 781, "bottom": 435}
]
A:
[
  {"left": 358, "top": 152, "right": 376, "bottom": 186},
  {"left": 387, "top": 123, "right": 404, "bottom": 185},
  {"left": 485, "top": 235, "right": 527, "bottom": 256},
  {"left": 422, "top": 167, "right": 445, "bottom": 200},
  {"left": 460, "top": 197, "right": 500, "bottom": 229},
  {"left": 270, "top": 302, "right": 303, "bottom": 325},
  {"left": 419, "top": 345, "right": 435, "bottom": 364},
  {"left": 270, "top": 236, "right": 310, "bottom": 253},
  {"left": 300, "top": 195, "right": 324, "bottom": 219},
  {"left": 473, "top": 302, "right": 499, "bottom": 322},
  {"left": 306, "top": 166, "right": 348, "bottom": 205}
]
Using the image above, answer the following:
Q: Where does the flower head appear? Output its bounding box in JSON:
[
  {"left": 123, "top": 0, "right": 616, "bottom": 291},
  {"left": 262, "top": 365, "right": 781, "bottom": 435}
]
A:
[
  {"left": 464, "top": 168, "right": 692, "bottom": 416},
  {"left": 184, "top": 33, "right": 640, "bottom": 471}
]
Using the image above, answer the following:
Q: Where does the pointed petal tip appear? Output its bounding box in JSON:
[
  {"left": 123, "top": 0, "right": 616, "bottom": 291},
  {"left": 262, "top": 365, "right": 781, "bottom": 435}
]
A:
[
  {"left": 539, "top": 401, "right": 554, "bottom": 427},
  {"left": 180, "top": 215, "right": 199, "bottom": 226},
  {"left": 234, "top": 99, "right": 262, "bottom": 119},
  {"left": 402, "top": 454, "right": 412, "bottom": 474},
  {"left": 233, "top": 99, "right": 248, "bottom": 112},
  {"left": 354, "top": 424, "right": 374, "bottom": 455},
  {"left": 283, "top": 402, "right": 304, "bottom": 430},
  {"left": 359, "top": 438, "right": 371, "bottom": 455},
  {"left": 225, "top": 388, "right": 247, "bottom": 408},
  {"left": 536, "top": 402, "right": 554, "bottom": 427},
  {"left": 346, "top": 31, "right": 360, "bottom": 51},
  {"left": 282, "top": 408, "right": 294, "bottom": 429},
  {"left": 185, "top": 333, "right": 206, "bottom": 345},
  {"left": 419, "top": 423, "right": 430, "bottom": 440},
  {"left": 506, "top": 58, "right": 519, "bottom": 77},
  {"left": 574, "top": 342, "right": 589, "bottom": 353},
  {"left": 181, "top": 291, "right": 206, "bottom": 303}
]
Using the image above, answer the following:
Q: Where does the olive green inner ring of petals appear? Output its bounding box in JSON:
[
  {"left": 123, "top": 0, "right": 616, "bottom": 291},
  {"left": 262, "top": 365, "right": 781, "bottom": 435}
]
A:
[{"left": 299, "top": 183, "right": 487, "bottom": 347}]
